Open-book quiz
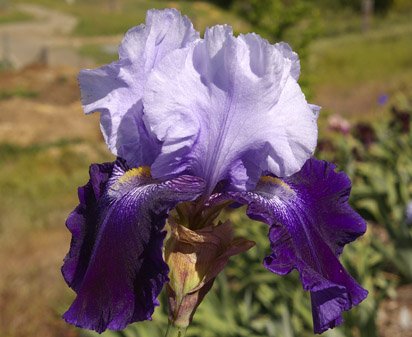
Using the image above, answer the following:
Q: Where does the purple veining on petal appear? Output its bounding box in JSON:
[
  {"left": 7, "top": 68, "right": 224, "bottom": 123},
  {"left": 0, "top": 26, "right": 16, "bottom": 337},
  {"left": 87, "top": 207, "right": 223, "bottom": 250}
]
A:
[
  {"left": 62, "top": 161, "right": 115, "bottom": 290},
  {"left": 62, "top": 159, "right": 205, "bottom": 333},
  {"left": 144, "top": 25, "right": 318, "bottom": 192},
  {"left": 210, "top": 158, "right": 367, "bottom": 333},
  {"left": 78, "top": 9, "right": 199, "bottom": 167}
]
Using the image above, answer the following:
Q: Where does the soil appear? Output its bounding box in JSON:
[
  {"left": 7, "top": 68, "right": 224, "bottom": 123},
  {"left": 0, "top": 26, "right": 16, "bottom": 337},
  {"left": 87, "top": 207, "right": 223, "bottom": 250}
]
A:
[
  {"left": 0, "top": 65, "right": 102, "bottom": 146},
  {"left": 0, "top": 228, "right": 79, "bottom": 337},
  {"left": 378, "top": 285, "right": 412, "bottom": 337}
]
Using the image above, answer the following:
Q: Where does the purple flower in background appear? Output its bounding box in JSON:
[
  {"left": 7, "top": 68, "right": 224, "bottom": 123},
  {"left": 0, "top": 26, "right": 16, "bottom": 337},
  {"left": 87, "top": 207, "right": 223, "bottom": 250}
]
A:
[
  {"left": 406, "top": 201, "right": 412, "bottom": 225},
  {"left": 377, "top": 94, "right": 389, "bottom": 106},
  {"left": 328, "top": 114, "right": 351, "bottom": 135},
  {"left": 62, "top": 9, "right": 367, "bottom": 335}
]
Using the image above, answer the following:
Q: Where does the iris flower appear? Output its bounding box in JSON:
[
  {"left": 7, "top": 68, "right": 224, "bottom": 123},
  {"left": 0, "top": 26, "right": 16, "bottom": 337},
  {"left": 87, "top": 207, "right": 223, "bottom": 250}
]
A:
[{"left": 62, "top": 9, "right": 367, "bottom": 335}]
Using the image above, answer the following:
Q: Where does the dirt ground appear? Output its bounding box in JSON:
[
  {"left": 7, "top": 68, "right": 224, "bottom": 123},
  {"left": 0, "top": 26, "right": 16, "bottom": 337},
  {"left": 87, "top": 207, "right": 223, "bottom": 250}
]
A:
[
  {"left": 0, "top": 228, "right": 79, "bottom": 337},
  {"left": 0, "top": 65, "right": 101, "bottom": 146},
  {"left": 378, "top": 285, "right": 412, "bottom": 337}
]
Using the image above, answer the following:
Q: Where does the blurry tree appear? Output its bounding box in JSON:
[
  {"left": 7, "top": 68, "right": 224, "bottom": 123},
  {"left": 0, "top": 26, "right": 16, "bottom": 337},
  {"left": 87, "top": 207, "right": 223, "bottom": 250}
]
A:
[
  {"left": 339, "top": 0, "right": 394, "bottom": 14},
  {"left": 362, "top": 0, "right": 374, "bottom": 32},
  {"left": 207, "top": 0, "right": 235, "bottom": 9},
  {"left": 393, "top": 0, "right": 412, "bottom": 11},
  {"left": 231, "top": 0, "right": 315, "bottom": 43}
]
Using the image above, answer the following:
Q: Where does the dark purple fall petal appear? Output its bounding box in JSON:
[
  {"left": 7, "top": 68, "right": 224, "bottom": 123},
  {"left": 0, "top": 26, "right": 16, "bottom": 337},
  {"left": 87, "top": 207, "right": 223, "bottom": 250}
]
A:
[
  {"left": 210, "top": 158, "right": 367, "bottom": 334},
  {"left": 62, "top": 160, "right": 205, "bottom": 333}
]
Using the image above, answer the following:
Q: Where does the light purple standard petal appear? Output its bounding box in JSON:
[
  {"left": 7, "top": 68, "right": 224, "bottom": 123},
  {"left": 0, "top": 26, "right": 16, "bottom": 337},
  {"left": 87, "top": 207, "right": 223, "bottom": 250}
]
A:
[
  {"left": 144, "top": 25, "right": 318, "bottom": 192},
  {"left": 210, "top": 158, "right": 367, "bottom": 333},
  {"left": 62, "top": 160, "right": 205, "bottom": 333},
  {"left": 78, "top": 9, "right": 199, "bottom": 167}
]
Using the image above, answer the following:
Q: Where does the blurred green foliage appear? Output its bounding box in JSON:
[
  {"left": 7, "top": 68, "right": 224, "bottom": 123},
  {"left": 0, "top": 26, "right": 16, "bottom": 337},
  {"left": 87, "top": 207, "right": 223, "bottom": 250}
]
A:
[
  {"left": 337, "top": 0, "right": 394, "bottom": 14},
  {"left": 0, "top": 8, "right": 31, "bottom": 24},
  {"left": 219, "top": 0, "right": 322, "bottom": 95},
  {"left": 310, "top": 26, "right": 412, "bottom": 89},
  {"left": 0, "top": 140, "right": 111, "bottom": 236},
  {"left": 14, "top": 0, "right": 251, "bottom": 36},
  {"left": 78, "top": 44, "right": 118, "bottom": 65},
  {"left": 321, "top": 94, "right": 412, "bottom": 284},
  {"left": 0, "top": 0, "right": 30, "bottom": 23},
  {"left": 0, "top": 87, "right": 38, "bottom": 100}
]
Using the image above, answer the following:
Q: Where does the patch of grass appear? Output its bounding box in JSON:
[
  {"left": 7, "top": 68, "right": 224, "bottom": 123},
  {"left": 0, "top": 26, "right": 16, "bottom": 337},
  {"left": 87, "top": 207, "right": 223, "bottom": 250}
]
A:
[
  {"left": 73, "top": 1, "right": 250, "bottom": 36},
  {"left": 316, "top": 6, "right": 412, "bottom": 38},
  {"left": 0, "top": 139, "right": 112, "bottom": 235},
  {"left": 310, "top": 23, "right": 412, "bottom": 89},
  {"left": 14, "top": 0, "right": 250, "bottom": 36},
  {"left": 79, "top": 44, "right": 117, "bottom": 65},
  {"left": 74, "top": 9, "right": 145, "bottom": 36},
  {"left": 0, "top": 138, "right": 83, "bottom": 160},
  {"left": 0, "top": 9, "right": 32, "bottom": 24},
  {"left": 0, "top": 87, "right": 38, "bottom": 100}
]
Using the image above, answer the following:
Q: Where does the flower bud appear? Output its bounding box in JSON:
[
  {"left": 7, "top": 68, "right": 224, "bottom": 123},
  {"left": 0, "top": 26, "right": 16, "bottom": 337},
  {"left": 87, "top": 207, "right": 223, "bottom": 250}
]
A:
[{"left": 164, "top": 219, "right": 255, "bottom": 328}]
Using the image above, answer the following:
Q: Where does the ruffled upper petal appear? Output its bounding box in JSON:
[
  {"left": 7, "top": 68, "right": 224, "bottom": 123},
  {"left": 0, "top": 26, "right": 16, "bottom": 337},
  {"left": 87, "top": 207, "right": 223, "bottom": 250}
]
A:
[
  {"left": 62, "top": 160, "right": 205, "bottom": 333},
  {"left": 143, "top": 25, "right": 318, "bottom": 192},
  {"left": 78, "top": 9, "right": 199, "bottom": 167},
  {"left": 210, "top": 158, "right": 367, "bottom": 333}
]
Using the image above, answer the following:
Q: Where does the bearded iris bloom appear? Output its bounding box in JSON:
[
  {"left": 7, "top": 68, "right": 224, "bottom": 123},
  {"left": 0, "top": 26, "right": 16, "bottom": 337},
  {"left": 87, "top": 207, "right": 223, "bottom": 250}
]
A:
[{"left": 62, "top": 9, "right": 367, "bottom": 335}]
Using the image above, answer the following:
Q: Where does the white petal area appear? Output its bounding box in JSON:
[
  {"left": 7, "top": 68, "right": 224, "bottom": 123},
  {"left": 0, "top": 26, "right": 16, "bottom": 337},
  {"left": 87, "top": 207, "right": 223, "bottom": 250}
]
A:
[
  {"left": 119, "top": 9, "right": 199, "bottom": 71},
  {"left": 79, "top": 60, "right": 142, "bottom": 158},
  {"left": 263, "top": 77, "right": 319, "bottom": 176},
  {"left": 274, "top": 42, "right": 300, "bottom": 81},
  {"left": 78, "top": 9, "right": 199, "bottom": 165},
  {"left": 144, "top": 26, "right": 318, "bottom": 192}
]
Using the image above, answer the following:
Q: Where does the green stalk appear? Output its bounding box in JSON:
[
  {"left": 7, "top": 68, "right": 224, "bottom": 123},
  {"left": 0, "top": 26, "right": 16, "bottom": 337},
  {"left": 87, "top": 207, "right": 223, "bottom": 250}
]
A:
[{"left": 164, "top": 321, "right": 187, "bottom": 337}]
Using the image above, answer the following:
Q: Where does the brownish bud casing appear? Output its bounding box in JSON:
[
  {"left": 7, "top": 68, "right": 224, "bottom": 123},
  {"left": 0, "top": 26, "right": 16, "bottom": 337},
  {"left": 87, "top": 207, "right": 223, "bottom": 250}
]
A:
[{"left": 164, "top": 220, "right": 255, "bottom": 328}]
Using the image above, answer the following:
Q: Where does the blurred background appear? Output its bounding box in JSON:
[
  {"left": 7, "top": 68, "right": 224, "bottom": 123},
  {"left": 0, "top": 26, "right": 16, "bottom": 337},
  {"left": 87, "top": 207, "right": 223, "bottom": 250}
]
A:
[{"left": 0, "top": 0, "right": 411, "bottom": 336}]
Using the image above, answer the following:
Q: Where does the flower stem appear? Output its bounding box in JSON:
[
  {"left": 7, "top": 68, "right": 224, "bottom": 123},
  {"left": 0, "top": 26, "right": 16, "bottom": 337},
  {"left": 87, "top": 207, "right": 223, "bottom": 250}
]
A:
[{"left": 164, "top": 321, "right": 187, "bottom": 337}]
